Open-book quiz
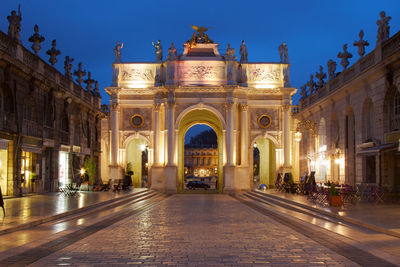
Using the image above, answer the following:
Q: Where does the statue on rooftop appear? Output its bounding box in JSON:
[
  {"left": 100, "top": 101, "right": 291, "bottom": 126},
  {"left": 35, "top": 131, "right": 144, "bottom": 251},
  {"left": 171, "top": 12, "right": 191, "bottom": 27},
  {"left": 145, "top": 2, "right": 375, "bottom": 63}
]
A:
[
  {"left": 152, "top": 40, "right": 163, "bottom": 62},
  {"left": 7, "top": 5, "right": 22, "bottom": 43},
  {"left": 315, "top": 65, "right": 326, "bottom": 89},
  {"left": 300, "top": 84, "right": 307, "bottom": 98},
  {"left": 376, "top": 11, "right": 391, "bottom": 44},
  {"left": 187, "top": 25, "right": 213, "bottom": 45},
  {"left": 353, "top": 30, "right": 369, "bottom": 57},
  {"left": 28, "top": 24, "right": 45, "bottom": 55},
  {"left": 239, "top": 40, "right": 248, "bottom": 64},
  {"left": 337, "top": 44, "right": 352, "bottom": 69},
  {"left": 46, "top": 40, "right": 61, "bottom": 66},
  {"left": 167, "top": 43, "right": 177, "bottom": 60},
  {"left": 114, "top": 41, "right": 123, "bottom": 63},
  {"left": 225, "top": 44, "right": 236, "bottom": 60},
  {"left": 64, "top": 56, "right": 74, "bottom": 79},
  {"left": 93, "top": 81, "right": 100, "bottom": 97},
  {"left": 279, "top": 42, "right": 289, "bottom": 64},
  {"left": 84, "top": 72, "right": 95, "bottom": 91},
  {"left": 327, "top": 59, "right": 337, "bottom": 80},
  {"left": 306, "top": 74, "right": 316, "bottom": 94},
  {"left": 73, "top": 62, "right": 86, "bottom": 86}
]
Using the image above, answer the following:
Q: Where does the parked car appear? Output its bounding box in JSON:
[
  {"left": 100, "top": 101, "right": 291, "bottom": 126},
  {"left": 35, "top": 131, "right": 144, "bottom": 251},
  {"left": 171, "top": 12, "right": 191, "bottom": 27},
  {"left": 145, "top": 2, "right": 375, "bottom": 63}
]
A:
[{"left": 186, "top": 181, "right": 210, "bottom": 190}]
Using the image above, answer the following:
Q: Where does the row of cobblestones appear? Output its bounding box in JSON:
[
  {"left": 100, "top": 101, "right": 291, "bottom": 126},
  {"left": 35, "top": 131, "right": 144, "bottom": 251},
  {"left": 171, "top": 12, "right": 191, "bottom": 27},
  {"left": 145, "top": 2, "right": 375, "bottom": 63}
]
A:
[{"left": 29, "top": 194, "right": 358, "bottom": 266}]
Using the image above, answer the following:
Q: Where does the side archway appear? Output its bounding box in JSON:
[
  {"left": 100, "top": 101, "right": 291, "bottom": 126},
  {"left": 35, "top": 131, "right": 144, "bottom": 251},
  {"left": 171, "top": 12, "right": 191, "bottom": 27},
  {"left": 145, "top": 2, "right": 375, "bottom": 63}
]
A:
[
  {"left": 250, "top": 136, "right": 276, "bottom": 188},
  {"left": 125, "top": 134, "right": 151, "bottom": 188}
]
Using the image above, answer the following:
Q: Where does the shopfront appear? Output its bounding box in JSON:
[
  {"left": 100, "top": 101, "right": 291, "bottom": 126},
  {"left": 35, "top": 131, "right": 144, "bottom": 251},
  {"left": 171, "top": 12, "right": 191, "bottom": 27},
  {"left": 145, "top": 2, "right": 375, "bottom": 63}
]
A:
[
  {"left": 0, "top": 139, "right": 9, "bottom": 196},
  {"left": 58, "top": 150, "right": 70, "bottom": 186}
]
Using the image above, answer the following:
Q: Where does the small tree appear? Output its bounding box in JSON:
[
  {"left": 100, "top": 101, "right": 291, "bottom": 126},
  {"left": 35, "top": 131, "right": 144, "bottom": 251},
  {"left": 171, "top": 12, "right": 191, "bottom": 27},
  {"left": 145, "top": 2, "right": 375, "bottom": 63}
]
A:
[{"left": 84, "top": 157, "right": 97, "bottom": 186}]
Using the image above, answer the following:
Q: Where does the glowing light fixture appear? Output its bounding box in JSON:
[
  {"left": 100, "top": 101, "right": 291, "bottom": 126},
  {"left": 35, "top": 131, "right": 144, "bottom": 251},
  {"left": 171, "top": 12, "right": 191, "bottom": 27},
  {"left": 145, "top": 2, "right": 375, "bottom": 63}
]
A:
[
  {"left": 140, "top": 144, "right": 146, "bottom": 151},
  {"left": 295, "top": 127, "right": 302, "bottom": 142},
  {"left": 80, "top": 168, "right": 85, "bottom": 176}
]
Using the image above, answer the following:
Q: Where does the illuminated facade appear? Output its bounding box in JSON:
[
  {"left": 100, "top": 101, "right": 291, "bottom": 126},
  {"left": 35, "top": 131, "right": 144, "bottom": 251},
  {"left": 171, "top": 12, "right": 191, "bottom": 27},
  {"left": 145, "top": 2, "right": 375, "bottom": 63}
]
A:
[
  {"left": 296, "top": 28, "right": 400, "bottom": 191},
  {"left": 184, "top": 147, "right": 218, "bottom": 178},
  {"left": 101, "top": 33, "right": 298, "bottom": 192}
]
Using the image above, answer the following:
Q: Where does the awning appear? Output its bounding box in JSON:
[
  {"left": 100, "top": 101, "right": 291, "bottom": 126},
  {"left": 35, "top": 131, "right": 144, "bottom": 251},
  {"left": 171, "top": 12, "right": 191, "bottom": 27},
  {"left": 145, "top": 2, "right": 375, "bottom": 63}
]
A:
[
  {"left": 0, "top": 139, "right": 10, "bottom": 150},
  {"left": 357, "top": 143, "right": 397, "bottom": 156}
]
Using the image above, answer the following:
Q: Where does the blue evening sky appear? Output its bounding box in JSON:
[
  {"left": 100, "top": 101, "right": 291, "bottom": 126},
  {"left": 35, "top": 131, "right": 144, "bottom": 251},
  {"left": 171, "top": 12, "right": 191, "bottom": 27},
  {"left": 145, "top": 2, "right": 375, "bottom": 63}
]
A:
[{"left": 1, "top": 0, "right": 399, "bottom": 107}]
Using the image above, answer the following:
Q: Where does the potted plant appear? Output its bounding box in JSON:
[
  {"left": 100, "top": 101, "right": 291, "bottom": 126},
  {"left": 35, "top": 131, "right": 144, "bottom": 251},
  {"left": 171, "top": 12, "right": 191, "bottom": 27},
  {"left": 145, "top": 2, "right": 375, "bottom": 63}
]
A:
[
  {"left": 329, "top": 184, "right": 342, "bottom": 206},
  {"left": 84, "top": 157, "right": 97, "bottom": 191}
]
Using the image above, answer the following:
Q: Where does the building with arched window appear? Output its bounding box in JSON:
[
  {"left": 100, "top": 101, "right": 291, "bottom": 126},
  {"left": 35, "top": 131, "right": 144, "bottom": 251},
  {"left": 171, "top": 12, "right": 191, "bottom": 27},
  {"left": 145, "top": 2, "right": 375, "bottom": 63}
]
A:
[
  {"left": 0, "top": 21, "right": 102, "bottom": 196},
  {"left": 296, "top": 16, "right": 400, "bottom": 192}
]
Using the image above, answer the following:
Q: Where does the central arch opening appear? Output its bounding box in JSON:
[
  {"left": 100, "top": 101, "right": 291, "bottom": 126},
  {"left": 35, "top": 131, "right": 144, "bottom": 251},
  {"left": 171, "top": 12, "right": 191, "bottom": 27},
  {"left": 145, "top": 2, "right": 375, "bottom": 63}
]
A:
[
  {"left": 177, "top": 108, "right": 224, "bottom": 193},
  {"left": 184, "top": 124, "right": 218, "bottom": 191}
]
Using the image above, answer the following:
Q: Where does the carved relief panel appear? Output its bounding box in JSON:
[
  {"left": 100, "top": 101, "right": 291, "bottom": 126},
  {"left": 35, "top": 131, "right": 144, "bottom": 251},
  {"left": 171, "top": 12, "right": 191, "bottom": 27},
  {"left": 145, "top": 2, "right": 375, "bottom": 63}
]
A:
[
  {"left": 177, "top": 61, "right": 226, "bottom": 86},
  {"left": 118, "top": 63, "right": 157, "bottom": 88},
  {"left": 246, "top": 63, "right": 283, "bottom": 88}
]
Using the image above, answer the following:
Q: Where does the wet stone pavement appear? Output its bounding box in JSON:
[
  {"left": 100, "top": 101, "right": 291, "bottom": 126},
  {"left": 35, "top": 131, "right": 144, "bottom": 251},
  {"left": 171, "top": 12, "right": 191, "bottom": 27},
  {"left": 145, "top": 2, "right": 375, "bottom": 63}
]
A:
[{"left": 29, "top": 194, "right": 357, "bottom": 266}]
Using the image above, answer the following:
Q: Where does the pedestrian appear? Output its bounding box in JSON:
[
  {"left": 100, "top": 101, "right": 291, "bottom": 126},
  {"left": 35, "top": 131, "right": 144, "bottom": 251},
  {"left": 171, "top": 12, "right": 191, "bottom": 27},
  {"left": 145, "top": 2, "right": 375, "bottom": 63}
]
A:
[{"left": 0, "top": 183, "right": 5, "bottom": 216}]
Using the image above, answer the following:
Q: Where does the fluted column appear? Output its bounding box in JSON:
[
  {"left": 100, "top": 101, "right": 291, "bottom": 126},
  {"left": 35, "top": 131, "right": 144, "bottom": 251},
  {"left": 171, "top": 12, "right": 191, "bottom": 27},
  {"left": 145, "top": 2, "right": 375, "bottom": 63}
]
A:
[
  {"left": 283, "top": 103, "right": 291, "bottom": 168},
  {"left": 167, "top": 98, "right": 175, "bottom": 166},
  {"left": 240, "top": 104, "right": 248, "bottom": 166},
  {"left": 111, "top": 102, "right": 119, "bottom": 165},
  {"left": 226, "top": 102, "right": 234, "bottom": 166},
  {"left": 153, "top": 103, "right": 161, "bottom": 165}
]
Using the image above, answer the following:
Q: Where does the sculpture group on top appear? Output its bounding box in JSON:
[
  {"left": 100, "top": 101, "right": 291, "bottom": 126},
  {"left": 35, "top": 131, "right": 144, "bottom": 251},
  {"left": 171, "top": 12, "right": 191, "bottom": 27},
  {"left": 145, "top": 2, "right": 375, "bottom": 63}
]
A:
[
  {"left": 187, "top": 25, "right": 214, "bottom": 46},
  {"left": 300, "top": 11, "right": 391, "bottom": 99}
]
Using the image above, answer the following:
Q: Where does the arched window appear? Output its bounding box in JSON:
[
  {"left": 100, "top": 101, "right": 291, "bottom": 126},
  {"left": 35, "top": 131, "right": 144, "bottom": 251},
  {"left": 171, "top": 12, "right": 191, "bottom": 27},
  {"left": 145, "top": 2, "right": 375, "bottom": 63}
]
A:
[
  {"left": 331, "top": 114, "right": 339, "bottom": 148},
  {"left": 74, "top": 121, "right": 80, "bottom": 146},
  {"left": 61, "top": 113, "right": 69, "bottom": 132},
  {"left": 86, "top": 120, "right": 91, "bottom": 148},
  {"left": 362, "top": 98, "right": 375, "bottom": 142},
  {"left": 318, "top": 118, "right": 327, "bottom": 152},
  {"left": 391, "top": 90, "right": 400, "bottom": 131}
]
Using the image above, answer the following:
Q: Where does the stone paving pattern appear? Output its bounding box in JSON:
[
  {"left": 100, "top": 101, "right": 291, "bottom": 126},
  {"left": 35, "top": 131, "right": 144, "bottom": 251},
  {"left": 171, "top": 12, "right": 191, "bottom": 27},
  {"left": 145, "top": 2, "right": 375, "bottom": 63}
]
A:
[
  {"left": 29, "top": 195, "right": 357, "bottom": 266},
  {"left": 0, "top": 190, "right": 142, "bottom": 232}
]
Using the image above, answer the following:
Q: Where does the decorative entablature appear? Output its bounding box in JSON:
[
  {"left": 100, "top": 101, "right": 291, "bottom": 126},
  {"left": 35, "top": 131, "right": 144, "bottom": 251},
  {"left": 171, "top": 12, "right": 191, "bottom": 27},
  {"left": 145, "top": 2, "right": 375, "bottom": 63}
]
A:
[
  {"left": 113, "top": 62, "right": 287, "bottom": 89},
  {"left": 244, "top": 63, "right": 286, "bottom": 89}
]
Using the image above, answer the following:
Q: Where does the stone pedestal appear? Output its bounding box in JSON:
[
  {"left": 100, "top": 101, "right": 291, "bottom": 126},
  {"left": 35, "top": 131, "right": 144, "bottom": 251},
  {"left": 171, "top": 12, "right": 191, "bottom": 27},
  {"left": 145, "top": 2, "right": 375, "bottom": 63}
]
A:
[
  {"left": 109, "top": 165, "right": 122, "bottom": 181},
  {"left": 150, "top": 166, "right": 166, "bottom": 190},
  {"left": 235, "top": 166, "right": 251, "bottom": 190},
  {"left": 165, "top": 165, "right": 177, "bottom": 193},
  {"left": 223, "top": 165, "right": 236, "bottom": 192}
]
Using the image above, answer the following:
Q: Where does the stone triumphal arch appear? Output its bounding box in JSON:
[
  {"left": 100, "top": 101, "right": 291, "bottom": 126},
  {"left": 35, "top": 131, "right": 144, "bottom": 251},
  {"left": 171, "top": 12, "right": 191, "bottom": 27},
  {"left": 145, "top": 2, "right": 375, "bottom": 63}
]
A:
[{"left": 101, "top": 28, "right": 298, "bottom": 192}]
